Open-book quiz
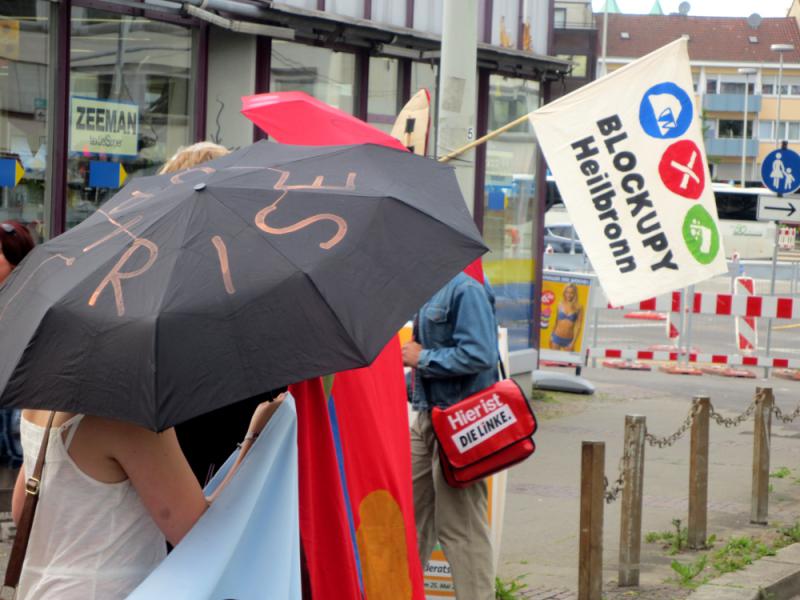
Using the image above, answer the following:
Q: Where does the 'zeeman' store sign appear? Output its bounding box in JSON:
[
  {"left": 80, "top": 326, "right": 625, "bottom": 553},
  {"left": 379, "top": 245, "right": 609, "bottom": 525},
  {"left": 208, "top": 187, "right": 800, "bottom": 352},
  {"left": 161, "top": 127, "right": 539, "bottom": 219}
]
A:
[{"left": 70, "top": 97, "right": 139, "bottom": 157}]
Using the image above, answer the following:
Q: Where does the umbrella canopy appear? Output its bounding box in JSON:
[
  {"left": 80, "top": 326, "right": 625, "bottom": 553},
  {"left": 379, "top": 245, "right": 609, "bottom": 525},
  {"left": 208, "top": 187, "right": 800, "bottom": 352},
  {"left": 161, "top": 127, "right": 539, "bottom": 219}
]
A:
[
  {"left": 241, "top": 91, "right": 409, "bottom": 151},
  {"left": 0, "top": 141, "right": 485, "bottom": 430}
]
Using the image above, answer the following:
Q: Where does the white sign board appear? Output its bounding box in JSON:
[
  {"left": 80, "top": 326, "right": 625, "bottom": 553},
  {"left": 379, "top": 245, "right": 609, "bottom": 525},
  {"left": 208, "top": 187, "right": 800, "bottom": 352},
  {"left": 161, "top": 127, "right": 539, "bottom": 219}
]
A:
[
  {"left": 530, "top": 39, "right": 727, "bottom": 306},
  {"left": 70, "top": 96, "right": 139, "bottom": 157},
  {"left": 757, "top": 195, "right": 800, "bottom": 224}
]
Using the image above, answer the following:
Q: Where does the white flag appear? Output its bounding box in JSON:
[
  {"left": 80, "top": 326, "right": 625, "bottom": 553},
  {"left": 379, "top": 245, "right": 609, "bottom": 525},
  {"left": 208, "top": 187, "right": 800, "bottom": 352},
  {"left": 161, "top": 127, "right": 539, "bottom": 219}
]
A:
[{"left": 530, "top": 38, "right": 726, "bottom": 306}]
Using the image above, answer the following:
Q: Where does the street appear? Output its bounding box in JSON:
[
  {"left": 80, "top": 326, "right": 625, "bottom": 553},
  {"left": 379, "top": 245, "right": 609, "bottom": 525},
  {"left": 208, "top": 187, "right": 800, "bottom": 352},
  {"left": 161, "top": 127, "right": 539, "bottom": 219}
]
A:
[{"left": 500, "top": 364, "right": 800, "bottom": 599}]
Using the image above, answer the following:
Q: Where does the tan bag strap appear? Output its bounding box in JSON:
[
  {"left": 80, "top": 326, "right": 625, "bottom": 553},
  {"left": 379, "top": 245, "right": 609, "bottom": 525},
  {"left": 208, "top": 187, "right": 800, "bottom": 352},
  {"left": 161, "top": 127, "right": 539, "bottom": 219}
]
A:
[{"left": 3, "top": 411, "right": 56, "bottom": 591}]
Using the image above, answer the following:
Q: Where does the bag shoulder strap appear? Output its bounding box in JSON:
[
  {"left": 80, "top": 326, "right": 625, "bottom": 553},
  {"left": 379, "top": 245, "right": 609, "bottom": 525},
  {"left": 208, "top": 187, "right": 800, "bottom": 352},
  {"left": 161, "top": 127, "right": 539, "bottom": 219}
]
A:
[{"left": 4, "top": 411, "right": 56, "bottom": 591}]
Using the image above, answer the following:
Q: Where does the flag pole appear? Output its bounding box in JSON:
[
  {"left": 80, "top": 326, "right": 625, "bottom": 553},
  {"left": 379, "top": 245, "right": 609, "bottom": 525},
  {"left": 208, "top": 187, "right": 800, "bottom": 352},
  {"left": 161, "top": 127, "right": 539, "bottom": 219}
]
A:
[{"left": 438, "top": 113, "right": 533, "bottom": 163}]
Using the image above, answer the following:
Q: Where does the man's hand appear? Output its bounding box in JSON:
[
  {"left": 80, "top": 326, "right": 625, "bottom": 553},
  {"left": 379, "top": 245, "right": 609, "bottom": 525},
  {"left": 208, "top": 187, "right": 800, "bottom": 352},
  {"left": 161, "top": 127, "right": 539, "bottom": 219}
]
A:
[{"left": 402, "top": 341, "right": 423, "bottom": 368}]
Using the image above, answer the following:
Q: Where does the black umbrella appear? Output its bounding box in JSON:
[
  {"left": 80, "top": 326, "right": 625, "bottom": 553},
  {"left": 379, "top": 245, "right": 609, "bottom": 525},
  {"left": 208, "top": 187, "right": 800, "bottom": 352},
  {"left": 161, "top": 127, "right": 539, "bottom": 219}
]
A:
[{"left": 0, "top": 141, "right": 485, "bottom": 430}]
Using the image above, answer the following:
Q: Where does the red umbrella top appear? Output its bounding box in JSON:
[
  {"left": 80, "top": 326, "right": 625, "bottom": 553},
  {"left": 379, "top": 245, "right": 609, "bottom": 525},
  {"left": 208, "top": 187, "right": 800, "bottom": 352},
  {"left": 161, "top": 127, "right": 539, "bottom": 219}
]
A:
[{"left": 241, "top": 91, "right": 408, "bottom": 151}]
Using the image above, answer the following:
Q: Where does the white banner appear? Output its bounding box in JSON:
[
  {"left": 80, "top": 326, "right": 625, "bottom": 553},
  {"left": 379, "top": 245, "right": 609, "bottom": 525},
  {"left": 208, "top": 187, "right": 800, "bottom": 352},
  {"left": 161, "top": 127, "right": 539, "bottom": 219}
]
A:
[{"left": 530, "top": 39, "right": 726, "bottom": 306}]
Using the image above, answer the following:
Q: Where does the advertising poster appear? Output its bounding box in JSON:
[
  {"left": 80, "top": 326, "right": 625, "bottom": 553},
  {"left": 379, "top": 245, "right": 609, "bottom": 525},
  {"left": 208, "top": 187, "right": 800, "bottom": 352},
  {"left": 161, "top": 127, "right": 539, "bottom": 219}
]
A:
[
  {"left": 530, "top": 38, "right": 727, "bottom": 306},
  {"left": 70, "top": 96, "right": 139, "bottom": 157},
  {"left": 539, "top": 271, "right": 593, "bottom": 365}
]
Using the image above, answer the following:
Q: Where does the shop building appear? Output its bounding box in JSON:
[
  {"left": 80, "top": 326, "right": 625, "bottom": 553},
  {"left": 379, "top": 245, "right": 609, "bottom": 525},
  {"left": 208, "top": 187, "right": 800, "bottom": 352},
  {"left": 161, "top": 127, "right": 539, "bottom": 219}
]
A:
[{"left": 1, "top": 0, "right": 569, "bottom": 355}]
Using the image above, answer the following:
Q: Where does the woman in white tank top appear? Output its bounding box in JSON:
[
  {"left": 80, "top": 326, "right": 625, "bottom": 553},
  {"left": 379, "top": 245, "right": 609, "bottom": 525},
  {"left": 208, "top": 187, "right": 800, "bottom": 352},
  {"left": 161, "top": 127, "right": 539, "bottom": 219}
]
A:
[{"left": 12, "top": 402, "right": 281, "bottom": 600}]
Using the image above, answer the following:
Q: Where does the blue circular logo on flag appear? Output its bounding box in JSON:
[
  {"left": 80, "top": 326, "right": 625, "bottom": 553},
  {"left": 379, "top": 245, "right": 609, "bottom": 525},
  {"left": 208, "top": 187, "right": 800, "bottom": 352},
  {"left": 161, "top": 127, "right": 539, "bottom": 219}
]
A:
[{"left": 639, "top": 82, "right": 693, "bottom": 139}]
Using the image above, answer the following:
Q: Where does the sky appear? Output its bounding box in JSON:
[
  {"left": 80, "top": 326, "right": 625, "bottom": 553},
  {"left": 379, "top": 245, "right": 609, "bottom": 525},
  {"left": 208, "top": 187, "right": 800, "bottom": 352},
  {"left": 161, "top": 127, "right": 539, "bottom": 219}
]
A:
[{"left": 590, "top": 0, "right": 794, "bottom": 17}]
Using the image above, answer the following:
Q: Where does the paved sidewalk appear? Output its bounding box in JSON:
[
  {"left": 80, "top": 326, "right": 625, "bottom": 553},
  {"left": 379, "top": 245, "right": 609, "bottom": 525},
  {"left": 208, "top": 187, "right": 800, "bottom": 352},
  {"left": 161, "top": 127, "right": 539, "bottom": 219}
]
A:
[{"left": 498, "top": 367, "right": 800, "bottom": 599}]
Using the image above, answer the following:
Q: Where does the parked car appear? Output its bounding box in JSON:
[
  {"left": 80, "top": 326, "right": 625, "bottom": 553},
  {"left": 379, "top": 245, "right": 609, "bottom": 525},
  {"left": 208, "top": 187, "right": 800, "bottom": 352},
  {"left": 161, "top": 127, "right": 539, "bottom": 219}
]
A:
[{"left": 545, "top": 223, "right": 583, "bottom": 254}]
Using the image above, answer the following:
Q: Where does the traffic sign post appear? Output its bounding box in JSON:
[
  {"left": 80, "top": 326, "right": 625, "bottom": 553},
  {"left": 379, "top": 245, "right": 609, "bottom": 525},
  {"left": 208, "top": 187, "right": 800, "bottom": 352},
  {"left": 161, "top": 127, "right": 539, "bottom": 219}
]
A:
[{"left": 759, "top": 144, "right": 800, "bottom": 374}]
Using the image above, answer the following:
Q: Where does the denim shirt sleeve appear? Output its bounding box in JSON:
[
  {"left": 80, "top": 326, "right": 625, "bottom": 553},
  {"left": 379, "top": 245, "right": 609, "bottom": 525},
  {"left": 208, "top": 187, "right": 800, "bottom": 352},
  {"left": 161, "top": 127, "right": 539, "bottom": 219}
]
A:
[{"left": 417, "top": 279, "right": 496, "bottom": 378}]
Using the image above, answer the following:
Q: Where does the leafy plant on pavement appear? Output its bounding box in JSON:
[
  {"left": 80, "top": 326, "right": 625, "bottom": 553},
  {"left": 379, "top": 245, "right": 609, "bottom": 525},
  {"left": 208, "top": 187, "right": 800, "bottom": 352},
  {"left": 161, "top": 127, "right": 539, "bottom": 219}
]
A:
[
  {"left": 495, "top": 575, "right": 527, "bottom": 599},
  {"left": 644, "top": 518, "right": 688, "bottom": 555},
  {"left": 775, "top": 521, "right": 800, "bottom": 548},
  {"left": 670, "top": 555, "right": 708, "bottom": 589},
  {"left": 769, "top": 466, "right": 791, "bottom": 479},
  {"left": 711, "top": 536, "right": 775, "bottom": 575},
  {"left": 660, "top": 522, "right": 800, "bottom": 590}
]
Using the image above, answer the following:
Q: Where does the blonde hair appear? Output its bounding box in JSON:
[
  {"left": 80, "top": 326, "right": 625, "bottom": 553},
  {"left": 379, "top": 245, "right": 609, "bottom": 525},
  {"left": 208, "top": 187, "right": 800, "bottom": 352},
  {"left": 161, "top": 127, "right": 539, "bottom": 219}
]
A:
[
  {"left": 159, "top": 142, "right": 230, "bottom": 174},
  {"left": 562, "top": 283, "right": 581, "bottom": 311}
]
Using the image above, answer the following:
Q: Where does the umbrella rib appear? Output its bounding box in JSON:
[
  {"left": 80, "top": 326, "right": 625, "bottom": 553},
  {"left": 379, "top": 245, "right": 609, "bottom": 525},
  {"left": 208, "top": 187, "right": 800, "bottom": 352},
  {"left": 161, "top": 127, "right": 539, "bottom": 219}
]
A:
[{"left": 200, "top": 187, "right": 369, "bottom": 369}]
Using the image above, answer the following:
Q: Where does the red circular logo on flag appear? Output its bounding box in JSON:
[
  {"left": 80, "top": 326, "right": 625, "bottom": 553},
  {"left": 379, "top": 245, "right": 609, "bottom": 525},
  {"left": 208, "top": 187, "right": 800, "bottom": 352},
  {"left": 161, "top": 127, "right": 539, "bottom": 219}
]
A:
[{"left": 658, "top": 140, "right": 705, "bottom": 199}]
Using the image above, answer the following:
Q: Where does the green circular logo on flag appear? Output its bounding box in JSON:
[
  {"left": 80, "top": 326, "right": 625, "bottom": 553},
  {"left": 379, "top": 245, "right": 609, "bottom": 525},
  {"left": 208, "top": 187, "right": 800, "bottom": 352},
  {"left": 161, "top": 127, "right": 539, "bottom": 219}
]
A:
[{"left": 682, "top": 205, "right": 719, "bottom": 264}]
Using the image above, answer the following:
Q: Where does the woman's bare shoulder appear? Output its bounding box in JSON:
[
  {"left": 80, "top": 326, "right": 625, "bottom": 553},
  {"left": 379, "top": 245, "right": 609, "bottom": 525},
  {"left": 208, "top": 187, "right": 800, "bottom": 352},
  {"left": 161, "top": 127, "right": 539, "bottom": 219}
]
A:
[{"left": 79, "top": 415, "right": 176, "bottom": 448}]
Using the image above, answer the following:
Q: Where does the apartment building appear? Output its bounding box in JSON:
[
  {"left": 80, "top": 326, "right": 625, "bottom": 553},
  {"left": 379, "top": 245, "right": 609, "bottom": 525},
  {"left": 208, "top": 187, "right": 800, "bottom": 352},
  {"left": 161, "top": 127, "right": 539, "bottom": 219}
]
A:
[{"left": 597, "top": 11, "right": 800, "bottom": 183}]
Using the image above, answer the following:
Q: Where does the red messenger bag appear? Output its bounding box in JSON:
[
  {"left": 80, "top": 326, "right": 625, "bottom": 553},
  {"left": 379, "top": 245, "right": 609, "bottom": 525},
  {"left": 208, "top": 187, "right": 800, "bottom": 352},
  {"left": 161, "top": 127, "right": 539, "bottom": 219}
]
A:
[{"left": 431, "top": 365, "right": 537, "bottom": 488}]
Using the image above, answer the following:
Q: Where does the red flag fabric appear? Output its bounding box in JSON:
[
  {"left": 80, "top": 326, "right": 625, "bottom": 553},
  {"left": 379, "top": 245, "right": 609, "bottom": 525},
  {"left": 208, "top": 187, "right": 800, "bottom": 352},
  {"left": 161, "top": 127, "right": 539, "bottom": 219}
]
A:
[
  {"left": 464, "top": 257, "right": 485, "bottom": 284},
  {"left": 241, "top": 91, "right": 408, "bottom": 151},
  {"left": 331, "top": 339, "right": 426, "bottom": 600},
  {"left": 290, "top": 378, "right": 363, "bottom": 600}
]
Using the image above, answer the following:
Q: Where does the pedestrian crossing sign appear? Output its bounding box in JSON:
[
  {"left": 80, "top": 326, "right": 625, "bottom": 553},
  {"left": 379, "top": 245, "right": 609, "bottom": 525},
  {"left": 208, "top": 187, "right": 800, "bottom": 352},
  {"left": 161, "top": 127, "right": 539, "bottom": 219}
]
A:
[{"left": 761, "top": 147, "right": 800, "bottom": 195}]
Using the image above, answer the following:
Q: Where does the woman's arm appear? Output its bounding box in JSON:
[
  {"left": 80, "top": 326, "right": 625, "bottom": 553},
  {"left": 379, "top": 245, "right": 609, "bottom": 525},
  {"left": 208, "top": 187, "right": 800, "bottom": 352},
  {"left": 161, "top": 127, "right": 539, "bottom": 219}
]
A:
[
  {"left": 109, "top": 423, "right": 208, "bottom": 546},
  {"left": 206, "top": 397, "right": 284, "bottom": 504},
  {"left": 109, "top": 398, "right": 284, "bottom": 545},
  {"left": 11, "top": 467, "right": 25, "bottom": 526}
]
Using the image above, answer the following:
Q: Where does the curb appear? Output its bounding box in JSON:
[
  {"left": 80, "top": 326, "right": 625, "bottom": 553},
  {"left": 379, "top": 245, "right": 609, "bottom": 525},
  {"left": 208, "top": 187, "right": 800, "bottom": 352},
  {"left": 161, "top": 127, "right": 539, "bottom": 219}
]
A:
[
  {"left": 602, "top": 359, "right": 652, "bottom": 371},
  {"left": 700, "top": 366, "right": 758, "bottom": 379},
  {"left": 689, "top": 543, "right": 800, "bottom": 599},
  {"left": 774, "top": 368, "right": 800, "bottom": 381},
  {"left": 659, "top": 364, "right": 703, "bottom": 376}
]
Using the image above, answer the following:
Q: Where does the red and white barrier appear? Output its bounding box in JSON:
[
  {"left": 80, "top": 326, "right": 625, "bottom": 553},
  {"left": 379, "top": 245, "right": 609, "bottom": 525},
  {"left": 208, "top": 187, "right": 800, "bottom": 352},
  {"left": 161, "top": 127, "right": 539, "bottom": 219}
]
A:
[
  {"left": 609, "top": 291, "right": 800, "bottom": 320},
  {"left": 734, "top": 277, "right": 757, "bottom": 354},
  {"left": 778, "top": 226, "right": 796, "bottom": 250},
  {"left": 588, "top": 348, "right": 800, "bottom": 370},
  {"left": 665, "top": 312, "right": 680, "bottom": 340}
]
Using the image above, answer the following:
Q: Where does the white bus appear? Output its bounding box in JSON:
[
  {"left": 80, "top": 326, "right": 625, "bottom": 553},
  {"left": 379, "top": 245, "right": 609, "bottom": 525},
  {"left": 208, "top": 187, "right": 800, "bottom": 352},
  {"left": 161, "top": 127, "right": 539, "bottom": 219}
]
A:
[
  {"left": 545, "top": 179, "right": 778, "bottom": 259},
  {"left": 712, "top": 183, "right": 777, "bottom": 260}
]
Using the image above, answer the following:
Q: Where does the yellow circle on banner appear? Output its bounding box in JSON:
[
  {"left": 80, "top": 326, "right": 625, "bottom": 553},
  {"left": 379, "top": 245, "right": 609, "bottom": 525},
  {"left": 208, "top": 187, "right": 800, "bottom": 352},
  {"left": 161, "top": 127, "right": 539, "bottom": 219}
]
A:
[{"left": 356, "top": 489, "right": 412, "bottom": 600}]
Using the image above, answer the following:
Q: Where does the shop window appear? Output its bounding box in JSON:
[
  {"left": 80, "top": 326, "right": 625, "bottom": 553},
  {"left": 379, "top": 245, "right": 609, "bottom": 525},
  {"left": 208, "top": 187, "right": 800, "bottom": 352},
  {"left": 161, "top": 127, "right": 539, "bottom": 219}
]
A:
[
  {"left": 483, "top": 75, "right": 539, "bottom": 351},
  {"left": 66, "top": 9, "right": 193, "bottom": 229},
  {"left": 717, "top": 119, "right": 753, "bottom": 139},
  {"left": 367, "top": 57, "right": 400, "bottom": 134},
  {"left": 270, "top": 41, "right": 356, "bottom": 115},
  {"left": 0, "top": 1, "right": 49, "bottom": 240}
]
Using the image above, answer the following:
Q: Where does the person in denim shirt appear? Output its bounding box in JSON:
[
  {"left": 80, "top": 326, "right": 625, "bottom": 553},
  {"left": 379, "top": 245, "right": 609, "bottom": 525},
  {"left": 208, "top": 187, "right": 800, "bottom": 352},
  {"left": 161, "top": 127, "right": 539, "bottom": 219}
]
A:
[{"left": 402, "top": 271, "right": 498, "bottom": 600}]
